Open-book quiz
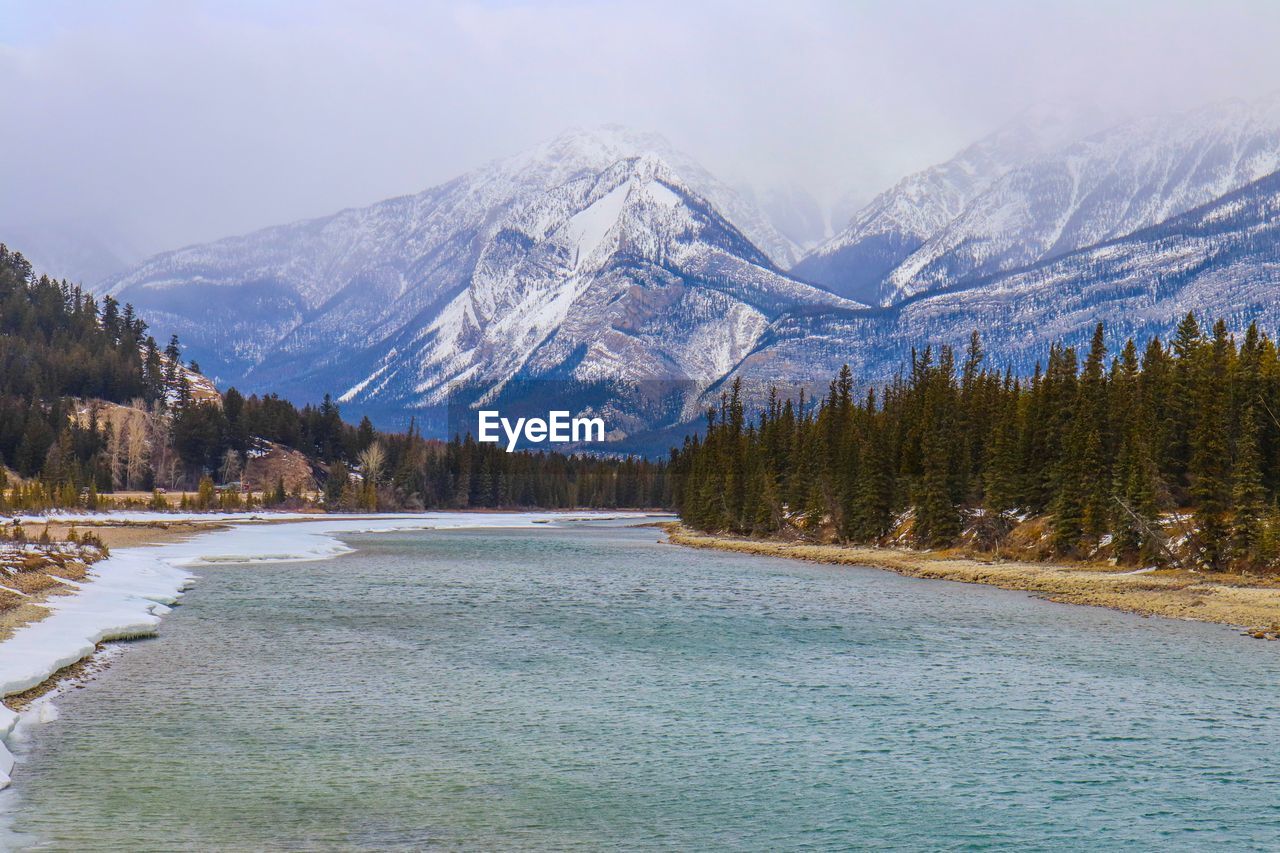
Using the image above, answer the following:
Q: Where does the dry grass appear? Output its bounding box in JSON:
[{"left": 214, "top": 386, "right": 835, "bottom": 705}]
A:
[{"left": 43, "top": 521, "right": 211, "bottom": 551}]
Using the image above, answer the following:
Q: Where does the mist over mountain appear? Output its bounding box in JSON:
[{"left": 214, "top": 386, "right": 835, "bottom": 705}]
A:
[
  {"left": 737, "top": 183, "right": 831, "bottom": 251},
  {"left": 791, "top": 104, "right": 1106, "bottom": 305},
  {"left": 796, "top": 97, "right": 1280, "bottom": 307},
  {"left": 3, "top": 221, "right": 139, "bottom": 287},
  {"left": 96, "top": 96, "right": 1280, "bottom": 444}
]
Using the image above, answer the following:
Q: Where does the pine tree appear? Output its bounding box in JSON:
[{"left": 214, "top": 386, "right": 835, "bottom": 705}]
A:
[
  {"left": 851, "top": 427, "right": 894, "bottom": 543},
  {"left": 983, "top": 386, "right": 1021, "bottom": 515},
  {"left": 1231, "top": 407, "right": 1267, "bottom": 570},
  {"left": 164, "top": 334, "right": 181, "bottom": 389},
  {"left": 1078, "top": 324, "right": 1111, "bottom": 540},
  {"left": 915, "top": 429, "right": 960, "bottom": 547},
  {"left": 196, "top": 475, "right": 216, "bottom": 510},
  {"left": 1190, "top": 321, "right": 1233, "bottom": 569},
  {"left": 750, "top": 460, "right": 782, "bottom": 534},
  {"left": 1169, "top": 312, "right": 1204, "bottom": 496},
  {"left": 1050, "top": 448, "right": 1086, "bottom": 556},
  {"left": 326, "top": 461, "right": 349, "bottom": 509}
]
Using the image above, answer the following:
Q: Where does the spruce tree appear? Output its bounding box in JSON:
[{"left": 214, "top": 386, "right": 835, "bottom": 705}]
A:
[
  {"left": 1170, "top": 312, "right": 1204, "bottom": 496},
  {"left": 1050, "top": 448, "right": 1086, "bottom": 556},
  {"left": 983, "top": 390, "right": 1020, "bottom": 514},
  {"left": 1078, "top": 324, "right": 1112, "bottom": 540},
  {"left": 1231, "top": 407, "right": 1267, "bottom": 570},
  {"left": 915, "top": 429, "right": 960, "bottom": 548},
  {"left": 851, "top": 423, "right": 893, "bottom": 542},
  {"left": 1126, "top": 442, "right": 1164, "bottom": 565},
  {"left": 1190, "top": 321, "right": 1233, "bottom": 569}
]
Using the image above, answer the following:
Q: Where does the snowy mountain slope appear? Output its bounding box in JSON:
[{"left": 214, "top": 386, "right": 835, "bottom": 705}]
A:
[
  {"left": 880, "top": 96, "right": 1280, "bottom": 302},
  {"left": 99, "top": 103, "right": 1280, "bottom": 446},
  {"left": 100, "top": 126, "right": 805, "bottom": 413},
  {"left": 723, "top": 166, "right": 1280, "bottom": 404},
  {"left": 338, "top": 155, "right": 856, "bottom": 427},
  {"left": 102, "top": 129, "right": 845, "bottom": 432},
  {"left": 791, "top": 105, "right": 1096, "bottom": 306}
]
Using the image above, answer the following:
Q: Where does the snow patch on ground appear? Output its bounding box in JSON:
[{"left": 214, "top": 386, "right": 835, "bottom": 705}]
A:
[
  {"left": 644, "top": 180, "right": 682, "bottom": 209},
  {"left": 563, "top": 181, "right": 629, "bottom": 267}
]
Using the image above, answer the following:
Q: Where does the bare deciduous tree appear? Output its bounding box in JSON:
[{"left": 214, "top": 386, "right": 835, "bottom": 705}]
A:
[
  {"left": 220, "top": 449, "right": 242, "bottom": 484},
  {"left": 358, "top": 440, "right": 381, "bottom": 481},
  {"left": 358, "top": 442, "right": 385, "bottom": 485}
]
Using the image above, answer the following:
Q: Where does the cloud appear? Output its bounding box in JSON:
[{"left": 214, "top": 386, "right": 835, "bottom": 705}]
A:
[{"left": 1, "top": 0, "right": 1278, "bottom": 262}]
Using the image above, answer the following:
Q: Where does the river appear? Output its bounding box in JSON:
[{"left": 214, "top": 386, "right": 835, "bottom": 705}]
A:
[{"left": 4, "top": 517, "right": 1280, "bottom": 850}]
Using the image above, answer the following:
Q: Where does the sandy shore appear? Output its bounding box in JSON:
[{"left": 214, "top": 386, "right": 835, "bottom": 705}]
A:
[{"left": 664, "top": 523, "right": 1280, "bottom": 638}]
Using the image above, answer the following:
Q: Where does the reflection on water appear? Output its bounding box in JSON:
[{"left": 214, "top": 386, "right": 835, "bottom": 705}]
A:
[{"left": 6, "top": 521, "right": 1280, "bottom": 850}]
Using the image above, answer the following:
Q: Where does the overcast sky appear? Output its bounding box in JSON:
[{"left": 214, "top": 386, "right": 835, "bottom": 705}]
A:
[{"left": 2, "top": 0, "right": 1279, "bottom": 262}]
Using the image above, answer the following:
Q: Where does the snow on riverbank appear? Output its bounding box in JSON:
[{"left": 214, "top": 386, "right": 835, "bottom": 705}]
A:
[{"left": 0, "top": 510, "right": 655, "bottom": 788}]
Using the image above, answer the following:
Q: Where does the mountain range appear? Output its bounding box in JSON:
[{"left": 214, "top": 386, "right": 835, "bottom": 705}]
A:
[{"left": 96, "top": 96, "right": 1280, "bottom": 446}]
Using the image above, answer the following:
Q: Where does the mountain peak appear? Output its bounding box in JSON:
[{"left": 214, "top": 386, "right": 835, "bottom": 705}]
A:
[
  {"left": 504, "top": 124, "right": 676, "bottom": 178},
  {"left": 486, "top": 126, "right": 800, "bottom": 267},
  {"left": 796, "top": 95, "right": 1280, "bottom": 307},
  {"left": 103, "top": 121, "right": 833, "bottom": 434}
]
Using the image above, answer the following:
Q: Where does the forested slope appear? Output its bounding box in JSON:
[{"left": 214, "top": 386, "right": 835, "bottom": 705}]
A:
[{"left": 673, "top": 316, "right": 1280, "bottom": 572}]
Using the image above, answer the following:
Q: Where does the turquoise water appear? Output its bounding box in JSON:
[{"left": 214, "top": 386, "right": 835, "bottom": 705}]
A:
[{"left": 5, "top": 519, "right": 1280, "bottom": 850}]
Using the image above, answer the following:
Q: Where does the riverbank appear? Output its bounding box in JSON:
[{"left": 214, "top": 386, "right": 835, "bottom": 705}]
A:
[{"left": 663, "top": 523, "right": 1280, "bottom": 637}]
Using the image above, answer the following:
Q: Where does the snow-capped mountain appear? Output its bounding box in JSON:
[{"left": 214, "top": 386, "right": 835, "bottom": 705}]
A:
[
  {"left": 792, "top": 105, "right": 1098, "bottom": 305},
  {"left": 797, "top": 96, "right": 1280, "bottom": 308},
  {"left": 882, "top": 96, "right": 1280, "bottom": 302},
  {"left": 726, "top": 165, "right": 1280, "bottom": 401},
  {"left": 348, "top": 155, "right": 852, "bottom": 422},
  {"left": 102, "top": 127, "right": 846, "bottom": 432},
  {"left": 101, "top": 100, "right": 1280, "bottom": 445}
]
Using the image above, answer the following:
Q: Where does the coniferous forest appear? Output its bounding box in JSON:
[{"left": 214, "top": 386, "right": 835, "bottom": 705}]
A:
[
  {"left": 671, "top": 318, "right": 1280, "bottom": 573},
  {"left": 0, "top": 243, "right": 668, "bottom": 511}
]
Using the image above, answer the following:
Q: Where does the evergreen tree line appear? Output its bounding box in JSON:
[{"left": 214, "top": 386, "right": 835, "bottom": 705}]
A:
[
  {"left": 671, "top": 315, "right": 1280, "bottom": 573},
  {"left": 325, "top": 427, "right": 669, "bottom": 511},
  {"left": 170, "top": 391, "right": 669, "bottom": 511},
  {"left": 157, "top": 392, "right": 668, "bottom": 510}
]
